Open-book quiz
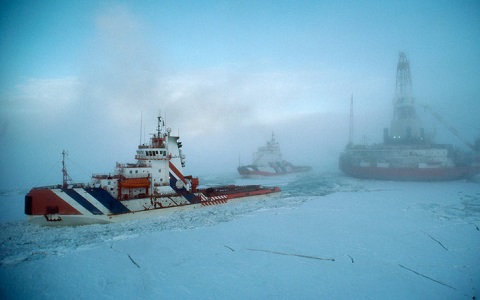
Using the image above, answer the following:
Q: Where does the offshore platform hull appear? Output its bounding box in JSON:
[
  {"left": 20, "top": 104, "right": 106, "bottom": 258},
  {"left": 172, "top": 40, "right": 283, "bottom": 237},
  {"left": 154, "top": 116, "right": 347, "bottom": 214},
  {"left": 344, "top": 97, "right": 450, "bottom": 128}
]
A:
[
  {"left": 340, "top": 164, "right": 474, "bottom": 181},
  {"left": 339, "top": 144, "right": 480, "bottom": 181}
]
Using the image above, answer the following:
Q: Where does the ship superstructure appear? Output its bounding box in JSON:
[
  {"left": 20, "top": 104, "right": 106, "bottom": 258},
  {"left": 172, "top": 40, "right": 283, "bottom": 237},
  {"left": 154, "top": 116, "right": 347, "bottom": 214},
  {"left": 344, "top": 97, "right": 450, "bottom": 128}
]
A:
[
  {"left": 339, "top": 52, "right": 480, "bottom": 181},
  {"left": 25, "top": 115, "right": 280, "bottom": 225},
  {"left": 238, "top": 133, "right": 311, "bottom": 176}
]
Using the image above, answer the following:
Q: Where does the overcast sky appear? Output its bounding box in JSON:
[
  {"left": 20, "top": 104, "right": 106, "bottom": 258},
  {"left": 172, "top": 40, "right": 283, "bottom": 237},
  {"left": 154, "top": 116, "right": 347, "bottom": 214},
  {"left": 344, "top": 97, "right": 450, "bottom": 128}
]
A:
[{"left": 1, "top": 0, "right": 479, "bottom": 189}]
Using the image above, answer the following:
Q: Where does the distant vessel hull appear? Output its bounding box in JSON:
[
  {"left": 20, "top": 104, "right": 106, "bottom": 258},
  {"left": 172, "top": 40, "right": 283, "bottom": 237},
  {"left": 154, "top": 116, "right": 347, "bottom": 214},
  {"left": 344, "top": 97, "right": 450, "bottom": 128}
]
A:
[
  {"left": 238, "top": 133, "right": 311, "bottom": 177},
  {"left": 238, "top": 165, "right": 312, "bottom": 176}
]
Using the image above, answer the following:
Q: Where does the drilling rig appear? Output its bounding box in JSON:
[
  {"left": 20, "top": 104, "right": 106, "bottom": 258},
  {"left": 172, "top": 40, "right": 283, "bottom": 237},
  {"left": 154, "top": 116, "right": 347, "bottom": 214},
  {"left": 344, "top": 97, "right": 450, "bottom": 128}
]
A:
[
  {"left": 339, "top": 52, "right": 480, "bottom": 181},
  {"left": 386, "top": 52, "right": 425, "bottom": 144}
]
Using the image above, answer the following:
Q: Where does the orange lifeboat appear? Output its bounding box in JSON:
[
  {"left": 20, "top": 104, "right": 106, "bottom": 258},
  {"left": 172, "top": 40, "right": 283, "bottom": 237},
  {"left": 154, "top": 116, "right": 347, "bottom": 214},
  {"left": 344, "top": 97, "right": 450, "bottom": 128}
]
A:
[{"left": 120, "top": 178, "right": 150, "bottom": 188}]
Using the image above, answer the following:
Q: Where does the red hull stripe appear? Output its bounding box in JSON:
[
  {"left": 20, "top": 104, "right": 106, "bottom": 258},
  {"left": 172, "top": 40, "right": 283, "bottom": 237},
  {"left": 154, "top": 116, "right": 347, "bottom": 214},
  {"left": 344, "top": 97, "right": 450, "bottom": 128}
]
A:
[
  {"left": 28, "top": 189, "right": 82, "bottom": 215},
  {"left": 169, "top": 161, "right": 186, "bottom": 183}
]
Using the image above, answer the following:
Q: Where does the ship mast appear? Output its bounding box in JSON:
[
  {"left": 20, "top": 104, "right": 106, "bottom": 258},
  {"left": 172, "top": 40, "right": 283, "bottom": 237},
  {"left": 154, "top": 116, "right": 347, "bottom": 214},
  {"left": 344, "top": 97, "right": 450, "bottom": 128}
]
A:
[
  {"left": 61, "top": 150, "right": 74, "bottom": 188},
  {"left": 139, "top": 112, "right": 143, "bottom": 145}
]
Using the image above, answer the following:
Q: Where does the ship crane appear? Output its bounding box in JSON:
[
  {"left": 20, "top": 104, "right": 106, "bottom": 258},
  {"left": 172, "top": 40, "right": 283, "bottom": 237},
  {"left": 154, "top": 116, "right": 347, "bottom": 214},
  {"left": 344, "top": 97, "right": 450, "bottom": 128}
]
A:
[{"left": 421, "top": 105, "right": 475, "bottom": 150}]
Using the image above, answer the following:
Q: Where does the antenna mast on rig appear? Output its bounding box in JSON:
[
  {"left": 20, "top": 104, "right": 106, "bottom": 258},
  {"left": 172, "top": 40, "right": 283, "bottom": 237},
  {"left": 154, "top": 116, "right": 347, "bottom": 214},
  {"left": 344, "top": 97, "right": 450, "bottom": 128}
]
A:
[{"left": 348, "top": 94, "right": 354, "bottom": 146}]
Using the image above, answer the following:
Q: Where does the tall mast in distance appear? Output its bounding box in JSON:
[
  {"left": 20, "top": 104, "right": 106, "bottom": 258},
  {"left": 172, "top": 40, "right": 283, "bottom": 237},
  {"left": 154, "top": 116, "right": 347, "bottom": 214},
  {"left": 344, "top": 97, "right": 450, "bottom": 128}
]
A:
[{"left": 348, "top": 94, "right": 354, "bottom": 146}]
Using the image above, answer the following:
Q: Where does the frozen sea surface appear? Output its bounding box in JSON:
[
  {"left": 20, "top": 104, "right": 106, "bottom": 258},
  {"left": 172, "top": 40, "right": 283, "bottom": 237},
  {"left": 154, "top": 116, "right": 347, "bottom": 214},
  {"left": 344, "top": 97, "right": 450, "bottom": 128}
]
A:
[{"left": 0, "top": 172, "right": 479, "bottom": 299}]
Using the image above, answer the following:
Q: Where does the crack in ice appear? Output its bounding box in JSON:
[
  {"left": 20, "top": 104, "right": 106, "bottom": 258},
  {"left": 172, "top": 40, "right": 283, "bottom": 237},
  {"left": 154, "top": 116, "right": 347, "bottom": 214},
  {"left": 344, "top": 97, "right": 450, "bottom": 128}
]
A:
[
  {"left": 399, "top": 264, "right": 456, "bottom": 290},
  {"left": 247, "top": 248, "right": 335, "bottom": 261}
]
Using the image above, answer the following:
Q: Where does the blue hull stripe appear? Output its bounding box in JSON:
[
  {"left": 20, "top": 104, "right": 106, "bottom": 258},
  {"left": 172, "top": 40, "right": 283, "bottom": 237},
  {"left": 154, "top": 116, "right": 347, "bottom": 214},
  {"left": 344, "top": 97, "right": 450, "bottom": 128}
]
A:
[
  {"left": 62, "top": 189, "right": 104, "bottom": 215},
  {"left": 169, "top": 172, "right": 196, "bottom": 203},
  {"left": 85, "top": 188, "right": 130, "bottom": 214}
]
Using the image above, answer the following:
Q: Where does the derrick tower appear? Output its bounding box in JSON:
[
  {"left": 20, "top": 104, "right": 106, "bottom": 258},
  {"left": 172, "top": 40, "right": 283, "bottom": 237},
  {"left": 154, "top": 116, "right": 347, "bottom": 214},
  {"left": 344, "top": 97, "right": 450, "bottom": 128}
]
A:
[{"left": 387, "top": 52, "right": 424, "bottom": 144}]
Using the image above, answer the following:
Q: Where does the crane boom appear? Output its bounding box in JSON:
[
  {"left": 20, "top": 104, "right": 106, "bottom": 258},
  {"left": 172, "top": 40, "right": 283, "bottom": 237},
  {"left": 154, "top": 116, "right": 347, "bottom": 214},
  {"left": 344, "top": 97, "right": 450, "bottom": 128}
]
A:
[{"left": 422, "top": 105, "right": 474, "bottom": 149}]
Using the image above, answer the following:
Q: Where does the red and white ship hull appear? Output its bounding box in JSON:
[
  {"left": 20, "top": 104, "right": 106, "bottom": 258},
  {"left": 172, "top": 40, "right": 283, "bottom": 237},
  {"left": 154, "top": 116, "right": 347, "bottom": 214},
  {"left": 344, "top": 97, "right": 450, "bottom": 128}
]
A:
[
  {"left": 25, "top": 185, "right": 280, "bottom": 226},
  {"left": 25, "top": 115, "right": 281, "bottom": 226}
]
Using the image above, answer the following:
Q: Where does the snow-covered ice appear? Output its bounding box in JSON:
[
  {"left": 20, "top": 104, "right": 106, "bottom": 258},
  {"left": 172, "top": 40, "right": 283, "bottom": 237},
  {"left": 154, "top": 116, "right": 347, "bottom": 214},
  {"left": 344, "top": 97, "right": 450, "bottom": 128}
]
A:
[{"left": 0, "top": 172, "right": 479, "bottom": 299}]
